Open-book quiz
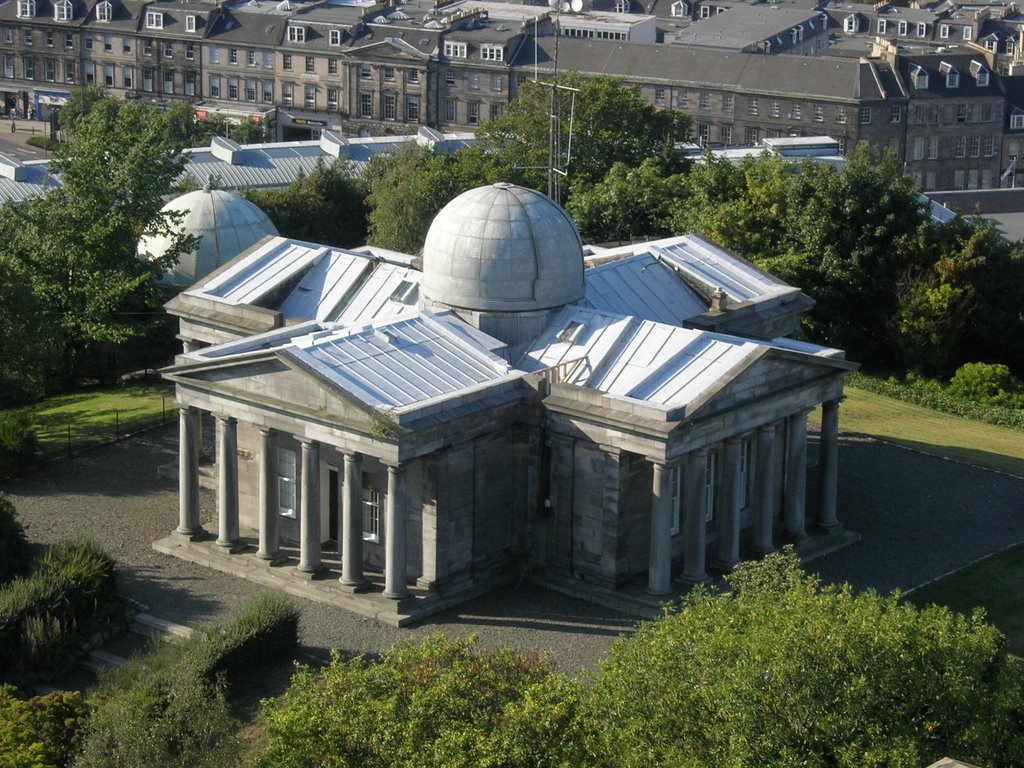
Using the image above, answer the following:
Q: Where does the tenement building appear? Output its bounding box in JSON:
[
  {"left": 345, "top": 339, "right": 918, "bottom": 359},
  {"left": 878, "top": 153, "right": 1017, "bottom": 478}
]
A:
[{"left": 157, "top": 183, "right": 858, "bottom": 624}]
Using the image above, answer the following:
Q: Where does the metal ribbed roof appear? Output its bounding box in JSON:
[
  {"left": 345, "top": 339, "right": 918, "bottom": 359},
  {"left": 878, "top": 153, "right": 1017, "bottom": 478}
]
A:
[
  {"left": 652, "top": 235, "right": 788, "bottom": 303},
  {"left": 584, "top": 254, "right": 708, "bottom": 324},
  {"left": 195, "top": 237, "right": 328, "bottom": 305},
  {"left": 285, "top": 314, "right": 514, "bottom": 410}
]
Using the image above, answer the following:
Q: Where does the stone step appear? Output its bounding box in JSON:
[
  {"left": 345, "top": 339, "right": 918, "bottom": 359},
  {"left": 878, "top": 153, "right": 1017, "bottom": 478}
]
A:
[
  {"left": 130, "top": 612, "right": 194, "bottom": 641},
  {"left": 82, "top": 648, "right": 128, "bottom": 674}
]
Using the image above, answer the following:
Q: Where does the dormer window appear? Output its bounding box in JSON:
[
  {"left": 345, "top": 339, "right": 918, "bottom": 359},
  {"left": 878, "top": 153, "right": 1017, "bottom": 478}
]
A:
[
  {"left": 145, "top": 10, "right": 163, "bottom": 29},
  {"left": 916, "top": 22, "right": 927, "bottom": 37},
  {"left": 877, "top": 18, "right": 887, "bottom": 34},
  {"left": 670, "top": 0, "right": 687, "bottom": 17},
  {"left": 185, "top": 14, "right": 195, "bottom": 32},
  {"left": 53, "top": 0, "right": 71, "bottom": 21},
  {"left": 911, "top": 64, "right": 928, "bottom": 90},
  {"left": 940, "top": 62, "right": 959, "bottom": 88},
  {"left": 984, "top": 37, "right": 997, "bottom": 52},
  {"left": 971, "top": 60, "right": 990, "bottom": 87},
  {"left": 480, "top": 43, "right": 503, "bottom": 61},
  {"left": 843, "top": 14, "right": 858, "bottom": 33},
  {"left": 444, "top": 41, "right": 467, "bottom": 58},
  {"left": 16, "top": 0, "right": 36, "bottom": 19},
  {"left": 287, "top": 24, "right": 305, "bottom": 43},
  {"left": 963, "top": 25, "right": 972, "bottom": 40},
  {"left": 898, "top": 20, "right": 908, "bottom": 35},
  {"left": 329, "top": 28, "right": 341, "bottom": 45},
  {"left": 95, "top": 0, "right": 111, "bottom": 21},
  {"left": 1012, "top": 109, "right": 1024, "bottom": 130},
  {"left": 614, "top": 0, "right": 630, "bottom": 12},
  {"left": 939, "top": 23, "right": 949, "bottom": 38},
  {"left": 1008, "top": 39, "right": 1015, "bottom": 54}
]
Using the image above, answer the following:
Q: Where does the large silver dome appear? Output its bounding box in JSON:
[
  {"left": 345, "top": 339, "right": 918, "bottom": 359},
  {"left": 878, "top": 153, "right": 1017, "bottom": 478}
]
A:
[
  {"left": 138, "top": 180, "right": 278, "bottom": 289},
  {"left": 421, "top": 183, "right": 585, "bottom": 312}
]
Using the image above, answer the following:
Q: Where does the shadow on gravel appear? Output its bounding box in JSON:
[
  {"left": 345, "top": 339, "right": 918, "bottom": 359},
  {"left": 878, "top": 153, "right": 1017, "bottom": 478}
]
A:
[{"left": 119, "top": 564, "right": 230, "bottom": 625}]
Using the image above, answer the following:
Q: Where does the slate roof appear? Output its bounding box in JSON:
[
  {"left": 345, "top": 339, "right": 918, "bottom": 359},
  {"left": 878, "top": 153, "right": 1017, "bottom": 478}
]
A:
[
  {"left": 511, "top": 37, "right": 889, "bottom": 101},
  {"left": 672, "top": 5, "right": 825, "bottom": 50}
]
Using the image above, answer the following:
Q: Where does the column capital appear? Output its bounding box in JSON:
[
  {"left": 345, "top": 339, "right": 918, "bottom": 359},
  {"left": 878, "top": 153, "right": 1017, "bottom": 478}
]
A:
[
  {"left": 216, "top": 414, "right": 237, "bottom": 426},
  {"left": 689, "top": 446, "right": 708, "bottom": 458},
  {"left": 724, "top": 435, "right": 741, "bottom": 446},
  {"left": 757, "top": 423, "right": 776, "bottom": 435},
  {"left": 299, "top": 436, "right": 319, "bottom": 447},
  {"left": 259, "top": 426, "right": 276, "bottom": 438}
]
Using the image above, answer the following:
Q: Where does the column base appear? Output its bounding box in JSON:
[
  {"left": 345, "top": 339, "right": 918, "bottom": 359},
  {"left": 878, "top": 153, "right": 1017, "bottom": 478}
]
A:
[
  {"left": 711, "top": 558, "right": 739, "bottom": 574},
  {"left": 215, "top": 539, "right": 246, "bottom": 554},
  {"left": 645, "top": 584, "right": 674, "bottom": 597},
  {"left": 294, "top": 565, "right": 326, "bottom": 580},
  {"left": 813, "top": 521, "right": 844, "bottom": 536},
  {"left": 676, "top": 572, "right": 709, "bottom": 587},
  {"left": 172, "top": 527, "right": 207, "bottom": 543},
  {"left": 256, "top": 551, "right": 287, "bottom": 566},
  {"left": 338, "top": 578, "right": 370, "bottom": 594},
  {"left": 383, "top": 587, "right": 411, "bottom": 600}
]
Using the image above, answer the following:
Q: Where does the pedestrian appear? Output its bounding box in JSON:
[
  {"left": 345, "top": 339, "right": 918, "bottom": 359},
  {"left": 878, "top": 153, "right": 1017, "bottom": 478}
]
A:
[
  {"left": 9, "top": 121, "right": 14, "bottom": 134},
  {"left": 28, "top": 107, "right": 34, "bottom": 121}
]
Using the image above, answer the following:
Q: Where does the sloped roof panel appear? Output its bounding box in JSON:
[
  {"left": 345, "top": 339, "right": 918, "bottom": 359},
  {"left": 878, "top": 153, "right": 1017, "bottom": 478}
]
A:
[{"left": 583, "top": 254, "right": 708, "bottom": 323}]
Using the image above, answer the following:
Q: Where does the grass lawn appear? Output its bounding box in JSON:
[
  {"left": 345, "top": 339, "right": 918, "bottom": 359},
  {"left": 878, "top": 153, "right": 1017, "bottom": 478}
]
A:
[
  {"left": 809, "top": 385, "right": 1024, "bottom": 477},
  {"left": 6, "top": 383, "right": 175, "bottom": 458},
  {"left": 908, "top": 545, "right": 1024, "bottom": 657}
]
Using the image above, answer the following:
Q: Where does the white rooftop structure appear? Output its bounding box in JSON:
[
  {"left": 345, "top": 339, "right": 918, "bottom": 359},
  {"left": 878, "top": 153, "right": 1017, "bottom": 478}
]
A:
[
  {"left": 137, "top": 180, "right": 279, "bottom": 288},
  {"left": 0, "top": 154, "right": 60, "bottom": 202}
]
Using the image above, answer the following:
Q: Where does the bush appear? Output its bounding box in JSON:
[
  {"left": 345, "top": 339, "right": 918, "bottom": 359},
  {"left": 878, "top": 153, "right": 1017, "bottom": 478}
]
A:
[
  {"left": 947, "top": 362, "right": 1024, "bottom": 409},
  {"left": 0, "top": 410, "right": 38, "bottom": 477},
  {"left": 0, "top": 492, "right": 33, "bottom": 584},
  {"left": 258, "top": 634, "right": 597, "bottom": 768},
  {"left": 25, "top": 135, "right": 59, "bottom": 151},
  {"left": 183, "top": 592, "right": 299, "bottom": 689},
  {"left": 591, "top": 550, "right": 1024, "bottom": 768},
  {"left": 76, "top": 648, "right": 237, "bottom": 768},
  {"left": 0, "top": 539, "right": 120, "bottom": 678},
  {"left": 0, "top": 684, "right": 89, "bottom": 768}
]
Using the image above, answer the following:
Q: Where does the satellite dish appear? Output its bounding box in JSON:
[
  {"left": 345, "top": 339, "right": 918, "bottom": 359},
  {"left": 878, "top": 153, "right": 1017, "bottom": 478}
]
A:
[
  {"left": 571, "top": 0, "right": 583, "bottom": 11},
  {"left": 560, "top": 1, "right": 570, "bottom": 11}
]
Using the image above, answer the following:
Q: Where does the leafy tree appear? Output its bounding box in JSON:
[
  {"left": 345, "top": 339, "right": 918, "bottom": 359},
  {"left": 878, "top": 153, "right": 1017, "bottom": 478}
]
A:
[
  {"left": 0, "top": 251, "right": 48, "bottom": 400},
  {"left": 591, "top": 549, "right": 1024, "bottom": 768},
  {"left": 241, "top": 159, "right": 367, "bottom": 248},
  {"left": 0, "top": 684, "right": 89, "bottom": 768},
  {"left": 163, "top": 101, "right": 267, "bottom": 152},
  {"left": 56, "top": 85, "right": 106, "bottom": 140},
  {"left": 258, "top": 634, "right": 598, "bottom": 768},
  {"left": 362, "top": 143, "right": 462, "bottom": 254},
  {"left": 0, "top": 96, "right": 195, "bottom": 386},
  {"left": 471, "top": 73, "right": 689, "bottom": 200},
  {"left": 946, "top": 362, "right": 1024, "bottom": 408},
  {"left": 565, "top": 158, "right": 686, "bottom": 243}
]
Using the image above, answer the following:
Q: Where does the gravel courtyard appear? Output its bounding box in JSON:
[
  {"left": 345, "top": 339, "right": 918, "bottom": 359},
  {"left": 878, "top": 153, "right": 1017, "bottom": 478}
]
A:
[{"left": 3, "top": 425, "right": 1023, "bottom": 673}]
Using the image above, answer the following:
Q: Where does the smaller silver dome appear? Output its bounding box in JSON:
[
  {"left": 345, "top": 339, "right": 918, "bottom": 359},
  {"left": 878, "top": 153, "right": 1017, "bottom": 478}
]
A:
[
  {"left": 421, "top": 183, "right": 585, "bottom": 313},
  {"left": 138, "top": 182, "right": 278, "bottom": 289}
]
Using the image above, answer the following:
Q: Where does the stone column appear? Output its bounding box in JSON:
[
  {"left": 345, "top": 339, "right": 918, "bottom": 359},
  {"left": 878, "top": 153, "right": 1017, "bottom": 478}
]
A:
[
  {"left": 176, "top": 406, "right": 203, "bottom": 538},
  {"left": 383, "top": 463, "right": 409, "bottom": 599},
  {"left": 646, "top": 460, "right": 673, "bottom": 596},
  {"left": 339, "top": 452, "right": 367, "bottom": 589},
  {"left": 784, "top": 409, "right": 811, "bottom": 542},
  {"left": 715, "top": 437, "right": 743, "bottom": 571},
  {"left": 680, "top": 448, "right": 708, "bottom": 585},
  {"left": 297, "top": 439, "right": 322, "bottom": 574},
  {"left": 751, "top": 423, "right": 777, "bottom": 555},
  {"left": 215, "top": 416, "right": 240, "bottom": 550},
  {"left": 256, "top": 428, "right": 280, "bottom": 561},
  {"left": 816, "top": 399, "right": 841, "bottom": 531}
]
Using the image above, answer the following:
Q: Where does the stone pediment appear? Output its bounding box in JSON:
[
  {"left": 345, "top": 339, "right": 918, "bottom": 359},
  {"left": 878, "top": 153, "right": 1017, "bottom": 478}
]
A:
[
  {"left": 165, "top": 351, "right": 376, "bottom": 427},
  {"left": 346, "top": 38, "right": 433, "bottom": 61}
]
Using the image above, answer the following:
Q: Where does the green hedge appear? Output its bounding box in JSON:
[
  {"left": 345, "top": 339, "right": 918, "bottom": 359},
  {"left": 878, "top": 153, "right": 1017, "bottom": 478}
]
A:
[
  {"left": 0, "top": 539, "right": 119, "bottom": 678},
  {"left": 0, "top": 684, "right": 89, "bottom": 768},
  {"left": 848, "top": 373, "right": 1024, "bottom": 432}
]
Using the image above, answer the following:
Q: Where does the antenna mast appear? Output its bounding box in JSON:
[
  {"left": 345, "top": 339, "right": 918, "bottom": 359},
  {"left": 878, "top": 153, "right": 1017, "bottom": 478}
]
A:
[{"left": 547, "top": 0, "right": 564, "bottom": 202}]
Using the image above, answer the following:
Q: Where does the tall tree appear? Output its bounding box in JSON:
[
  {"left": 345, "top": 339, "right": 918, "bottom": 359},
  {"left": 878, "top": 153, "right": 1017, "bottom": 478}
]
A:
[
  {"left": 0, "top": 96, "right": 194, "bottom": 387},
  {"left": 592, "top": 550, "right": 1024, "bottom": 768}
]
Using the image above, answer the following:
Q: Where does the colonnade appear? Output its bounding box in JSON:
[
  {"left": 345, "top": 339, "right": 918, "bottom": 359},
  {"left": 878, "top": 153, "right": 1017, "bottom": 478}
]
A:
[
  {"left": 646, "top": 399, "right": 841, "bottom": 595},
  {"left": 175, "top": 407, "right": 410, "bottom": 599}
]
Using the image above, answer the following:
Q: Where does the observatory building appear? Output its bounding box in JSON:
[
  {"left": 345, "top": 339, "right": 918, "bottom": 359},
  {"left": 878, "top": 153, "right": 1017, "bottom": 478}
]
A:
[{"left": 157, "top": 183, "right": 856, "bottom": 624}]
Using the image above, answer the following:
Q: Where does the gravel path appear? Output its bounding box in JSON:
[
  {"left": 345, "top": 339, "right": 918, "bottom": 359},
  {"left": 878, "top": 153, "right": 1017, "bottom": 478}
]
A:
[{"left": 3, "top": 426, "right": 1023, "bottom": 673}]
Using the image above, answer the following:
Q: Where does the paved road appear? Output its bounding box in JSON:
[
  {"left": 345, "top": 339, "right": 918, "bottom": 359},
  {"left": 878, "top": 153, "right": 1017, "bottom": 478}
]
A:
[
  {"left": 3, "top": 426, "right": 1023, "bottom": 672},
  {"left": 0, "top": 118, "right": 54, "bottom": 161}
]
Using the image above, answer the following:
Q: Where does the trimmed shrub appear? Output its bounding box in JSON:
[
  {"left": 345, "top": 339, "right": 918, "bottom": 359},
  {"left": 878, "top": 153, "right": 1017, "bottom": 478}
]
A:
[
  {"left": 43, "top": 539, "right": 118, "bottom": 614},
  {"left": 184, "top": 592, "right": 299, "bottom": 688},
  {"left": 0, "top": 492, "right": 32, "bottom": 584},
  {"left": 948, "top": 362, "right": 1024, "bottom": 409},
  {"left": 0, "top": 684, "right": 90, "bottom": 768},
  {"left": 0, "top": 411, "right": 38, "bottom": 477}
]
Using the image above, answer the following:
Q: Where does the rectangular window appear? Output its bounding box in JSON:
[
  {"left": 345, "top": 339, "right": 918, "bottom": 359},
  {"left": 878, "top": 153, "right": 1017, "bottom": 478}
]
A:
[
  {"left": 282, "top": 83, "right": 293, "bottom": 107},
  {"left": 145, "top": 10, "right": 162, "bottom": 29},
  {"left": 444, "top": 41, "right": 467, "bottom": 58},
  {"left": 468, "top": 71, "right": 479, "bottom": 89},
  {"left": 22, "top": 56, "right": 33, "bottom": 79},
  {"left": 264, "top": 52, "right": 272, "bottom": 68},
  {"left": 745, "top": 126, "right": 759, "bottom": 144},
  {"left": 489, "top": 102, "right": 502, "bottom": 121},
  {"left": 928, "top": 135, "right": 938, "bottom": 159},
  {"left": 328, "top": 57, "right": 337, "bottom": 75},
  {"left": 981, "top": 135, "right": 994, "bottom": 157},
  {"left": 123, "top": 40, "right": 131, "bottom": 54},
  {"left": 812, "top": 103, "right": 823, "bottom": 122},
  {"left": 262, "top": 81, "right": 273, "bottom": 102},
  {"left": 407, "top": 68, "right": 419, "bottom": 83},
  {"left": 305, "top": 56, "right": 314, "bottom": 74},
  {"left": 720, "top": 124, "right": 732, "bottom": 145},
  {"left": 184, "top": 70, "right": 194, "bottom": 96},
  {"left": 142, "top": 68, "right": 153, "bottom": 92},
  {"left": 246, "top": 79, "right": 256, "bottom": 101},
  {"left": 227, "top": 77, "right": 237, "bottom": 99},
  {"left": 84, "top": 36, "right": 92, "bottom": 50},
  {"left": 445, "top": 97, "right": 456, "bottom": 122},
  {"left": 913, "top": 136, "right": 925, "bottom": 160},
  {"left": 890, "top": 105, "right": 901, "bottom": 123},
  {"left": 278, "top": 448, "right": 297, "bottom": 517},
  {"left": 491, "top": 73, "right": 501, "bottom": 92},
  {"left": 163, "top": 42, "right": 172, "bottom": 58},
  {"left": 304, "top": 85, "right": 315, "bottom": 108},
  {"left": 163, "top": 70, "right": 173, "bottom": 94},
  {"left": 467, "top": 100, "right": 479, "bottom": 125},
  {"left": 955, "top": 135, "right": 966, "bottom": 158},
  {"left": 480, "top": 43, "right": 503, "bottom": 61},
  {"left": 969, "top": 135, "right": 980, "bottom": 157},
  {"left": 84, "top": 61, "right": 94, "bottom": 84},
  {"left": 721, "top": 93, "right": 733, "bottom": 112},
  {"left": 329, "top": 29, "right": 341, "bottom": 46},
  {"left": 383, "top": 92, "right": 396, "bottom": 120},
  {"left": 44, "top": 30, "right": 52, "bottom": 46},
  {"left": 699, "top": 92, "right": 710, "bottom": 110},
  {"left": 769, "top": 100, "right": 779, "bottom": 117},
  {"left": 747, "top": 97, "right": 758, "bottom": 116},
  {"left": 327, "top": 87, "right": 338, "bottom": 110},
  {"left": 247, "top": 49, "right": 256, "bottom": 66},
  {"left": 2, "top": 56, "right": 13, "bottom": 79},
  {"left": 406, "top": 95, "right": 419, "bottom": 122},
  {"left": 954, "top": 169, "right": 965, "bottom": 189},
  {"left": 229, "top": 47, "right": 237, "bottom": 64},
  {"left": 208, "top": 75, "right": 219, "bottom": 98},
  {"left": 859, "top": 106, "right": 871, "bottom": 124},
  {"left": 790, "top": 103, "right": 802, "bottom": 120},
  {"left": 698, "top": 122, "right": 709, "bottom": 144},
  {"left": 103, "top": 63, "right": 113, "bottom": 86},
  {"left": 287, "top": 25, "right": 305, "bottom": 43},
  {"left": 963, "top": 25, "right": 972, "bottom": 40},
  {"left": 283, "top": 54, "right": 292, "bottom": 71},
  {"left": 383, "top": 65, "right": 394, "bottom": 81},
  {"left": 64, "top": 31, "right": 72, "bottom": 48},
  {"left": 185, "top": 14, "right": 195, "bottom": 32},
  {"left": 359, "top": 63, "right": 370, "bottom": 79},
  {"left": 43, "top": 58, "right": 54, "bottom": 81},
  {"left": 185, "top": 42, "right": 194, "bottom": 61},
  {"left": 445, "top": 68, "right": 456, "bottom": 85},
  {"left": 361, "top": 473, "right": 380, "bottom": 542},
  {"left": 654, "top": 87, "right": 665, "bottom": 105},
  {"left": 24, "top": 31, "right": 32, "bottom": 46},
  {"left": 103, "top": 34, "right": 111, "bottom": 51},
  {"left": 677, "top": 91, "right": 688, "bottom": 108},
  {"left": 940, "top": 23, "right": 949, "bottom": 38},
  {"left": 957, "top": 103, "right": 968, "bottom": 123},
  {"left": 359, "top": 91, "right": 372, "bottom": 118},
  {"left": 208, "top": 46, "right": 217, "bottom": 63}
]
